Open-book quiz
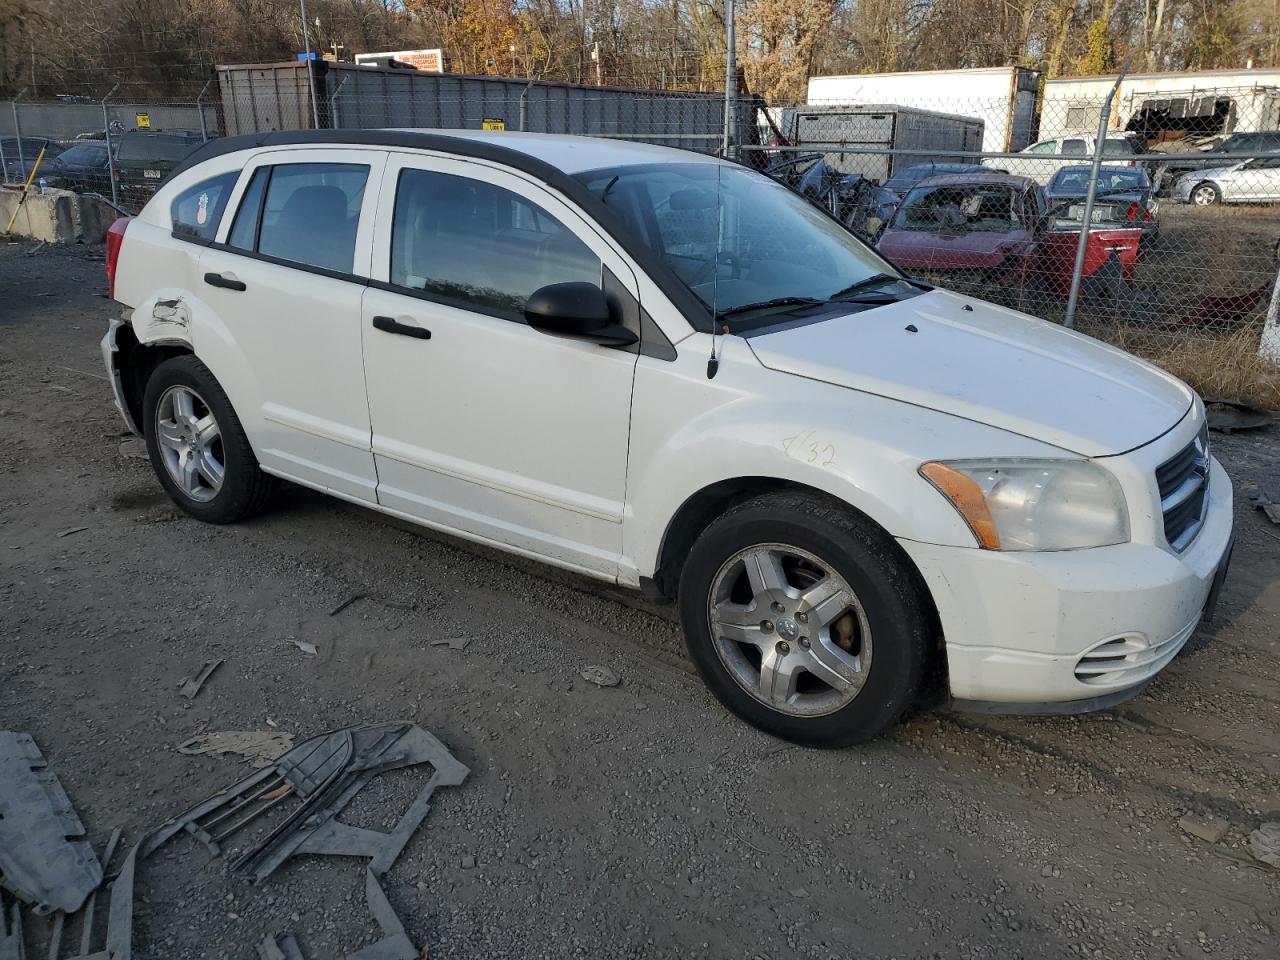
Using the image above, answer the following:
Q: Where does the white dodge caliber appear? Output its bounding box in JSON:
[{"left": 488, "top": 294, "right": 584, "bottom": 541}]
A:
[{"left": 102, "top": 130, "right": 1233, "bottom": 745}]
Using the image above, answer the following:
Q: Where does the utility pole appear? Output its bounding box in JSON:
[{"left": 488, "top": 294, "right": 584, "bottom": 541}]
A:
[
  {"left": 722, "top": 0, "right": 736, "bottom": 158},
  {"left": 299, "top": 0, "right": 321, "bottom": 129}
]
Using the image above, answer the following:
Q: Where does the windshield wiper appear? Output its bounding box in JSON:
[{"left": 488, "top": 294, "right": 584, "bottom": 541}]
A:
[
  {"left": 715, "top": 296, "right": 825, "bottom": 320},
  {"left": 827, "top": 273, "right": 925, "bottom": 302}
]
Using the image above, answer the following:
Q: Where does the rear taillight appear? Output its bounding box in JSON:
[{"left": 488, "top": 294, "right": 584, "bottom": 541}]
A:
[
  {"left": 105, "top": 216, "right": 130, "bottom": 299},
  {"left": 1126, "top": 202, "right": 1139, "bottom": 222}
]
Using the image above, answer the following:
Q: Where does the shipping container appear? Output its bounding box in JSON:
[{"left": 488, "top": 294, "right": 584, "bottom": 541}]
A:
[
  {"left": 806, "top": 67, "right": 1040, "bottom": 153},
  {"left": 789, "top": 104, "right": 985, "bottom": 181},
  {"left": 216, "top": 61, "right": 745, "bottom": 155},
  {"left": 1040, "top": 69, "right": 1280, "bottom": 142}
]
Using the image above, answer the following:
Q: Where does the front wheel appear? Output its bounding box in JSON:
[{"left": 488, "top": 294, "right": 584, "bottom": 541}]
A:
[
  {"left": 143, "top": 355, "right": 274, "bottom": 523},
  {"left": 1191, "top": 183, "right": 1221, "bottom": 207},
  {"left": 678, "top": 492, "right": 933, "bottom": 746}
]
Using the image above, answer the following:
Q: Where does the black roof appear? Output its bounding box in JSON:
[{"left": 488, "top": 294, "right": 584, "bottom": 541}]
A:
[{"left": 171, "top": 129, "right": 712, "bottom": 332}]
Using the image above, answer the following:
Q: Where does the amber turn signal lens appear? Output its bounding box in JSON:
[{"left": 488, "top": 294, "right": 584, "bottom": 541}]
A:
[{"left": 919, "top": 462, "right": 1002, "bottom": 550}]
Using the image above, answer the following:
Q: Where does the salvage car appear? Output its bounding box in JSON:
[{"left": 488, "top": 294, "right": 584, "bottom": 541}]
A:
[
  {"left": 0, "top": 136, "right": 64, "bottom": 183},
  {"left": 988, "top": 131, "right": 1146, "bottom": 184},
  {"left": 114, "top": 129, "right": 209, "bottom": 202},
  {"left": 877, "top": 172, "right": 1144, "bottom": 300},
  {"left": 1045, "top": 165, "right": 1159, "bottom": 240},
  {"left": 42, "top": 140, "right": 115, "bottom": 195},
  {"left": 1174, "top": 152, "right": 1280, "bottom": 206},
  {"left": 875, "top": 173, "right": 1044, "bottom": 292},
  {"left": 102, "top": 131, "right": 1233, "bottom": 746}
]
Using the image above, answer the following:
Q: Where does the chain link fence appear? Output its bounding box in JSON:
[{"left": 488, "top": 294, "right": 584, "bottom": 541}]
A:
[{"left": 4, "top": 73, "right": 1279, "bottom": 393}]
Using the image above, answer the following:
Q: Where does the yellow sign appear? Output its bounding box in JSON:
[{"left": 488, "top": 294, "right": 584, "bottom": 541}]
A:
[
  {"left": 481, "top": 118, "right": 506, "bottom": 132},
  {"left": 136, "top": 113, "right": 151, "bottom": 129}
]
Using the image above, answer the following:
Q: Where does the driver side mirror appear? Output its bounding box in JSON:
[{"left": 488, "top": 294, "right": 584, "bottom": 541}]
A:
[{"left": 524, "top": 282, "right": 638, "bottom": 347}]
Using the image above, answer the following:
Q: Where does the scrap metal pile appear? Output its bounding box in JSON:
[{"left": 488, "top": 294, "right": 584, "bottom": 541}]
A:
[{"left": 0, "top": 723, "right": 469, "bottom": 960}]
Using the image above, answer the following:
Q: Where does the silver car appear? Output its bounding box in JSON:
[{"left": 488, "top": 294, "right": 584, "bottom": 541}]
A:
[{"left": 1175, "top": 153, "right": 1280, "bottom": 205}]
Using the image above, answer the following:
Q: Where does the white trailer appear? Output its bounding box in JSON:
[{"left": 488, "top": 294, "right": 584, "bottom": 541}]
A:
[
  {"left": 806, "top": 66, "right": 1040, "bottom": 153},
  {"left": 1041, "top": 69, "right": 1280, "bottom": 141},
  {"left": 789, "top": 104, "right": 985, "bottom": 181}
]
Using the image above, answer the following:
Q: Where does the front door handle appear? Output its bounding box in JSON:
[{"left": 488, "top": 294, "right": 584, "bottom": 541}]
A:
[
  {"left": 371, "top": 316, "right": 431, "bottom": 340},
  {"left": 204, "top": 272, "right": 246, "bottom": 292}
]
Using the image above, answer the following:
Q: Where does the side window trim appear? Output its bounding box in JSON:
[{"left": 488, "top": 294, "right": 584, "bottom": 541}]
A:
[
  {"left": 368, "top": 276, "right": 533, "bottom": 325},
  {"left": 206, "top": 149, "right": 386, "bottom": 285},
  {"left": 252, "top": 167, "right": 271, "bottom": 249}
]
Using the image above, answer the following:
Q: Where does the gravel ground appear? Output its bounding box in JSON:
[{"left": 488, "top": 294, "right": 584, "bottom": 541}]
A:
[{"left": 2, "top": 240, "right": 1278, "bottom": 960}]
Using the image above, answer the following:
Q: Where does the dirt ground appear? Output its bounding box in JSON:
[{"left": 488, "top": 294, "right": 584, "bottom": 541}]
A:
[{"left": 2, "top": 240, "right": 1279, "bottom": 960}]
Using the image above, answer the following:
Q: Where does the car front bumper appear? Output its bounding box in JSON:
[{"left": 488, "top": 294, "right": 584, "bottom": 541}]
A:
[
  {"left": 1174, "top": 179, "right": 1196, "bottom": 202},
  {"left": 898, "top": 456, "right": 1233, "bottom": 710}
]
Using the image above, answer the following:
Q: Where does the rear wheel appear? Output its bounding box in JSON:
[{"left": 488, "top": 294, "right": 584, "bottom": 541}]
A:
[
  {"left": 143, "top": 355, "right": 274, "bottom": 523},
  {"left": 678, "top": 492, "right": 932, "bottom": 746}
]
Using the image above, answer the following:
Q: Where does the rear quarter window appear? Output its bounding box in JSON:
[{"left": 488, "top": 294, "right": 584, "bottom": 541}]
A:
[{"left": 171, "top": 172, "right": 239, "bottom": 243}]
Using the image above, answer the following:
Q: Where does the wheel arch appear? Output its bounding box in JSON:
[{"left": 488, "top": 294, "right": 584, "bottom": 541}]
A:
[
  {"left": 113, "top": 323, "right": 195, "bottom": 433},
  {"left": 1191, "top": 180, "right": 1221, "bottom": 202},
  {"left": 649, "top": 476, "right": 941, "bottom": 630},
  {"left": 655, "top": 477, "right": 949, "bottom": 710}
]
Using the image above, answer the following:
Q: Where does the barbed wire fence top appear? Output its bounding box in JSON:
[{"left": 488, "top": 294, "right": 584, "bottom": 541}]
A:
[{"left": 3, "top": 72, "right": 1279, "bottom": 400}]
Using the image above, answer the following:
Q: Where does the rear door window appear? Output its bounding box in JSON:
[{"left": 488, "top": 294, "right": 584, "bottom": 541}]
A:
[
  {"left": 171, "top": 172, "right": 239, "bottom": 243},
  {"left": 252, "top": 163, "right": 369, "bottom": 273}
]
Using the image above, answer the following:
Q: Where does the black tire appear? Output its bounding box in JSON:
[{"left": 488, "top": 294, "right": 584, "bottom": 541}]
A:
[
  {"left": 142, "top": 354, "right": 274, "bottom": 523},
  {"left": 678, "top": 491, "right": 933, "bottom": 747}
]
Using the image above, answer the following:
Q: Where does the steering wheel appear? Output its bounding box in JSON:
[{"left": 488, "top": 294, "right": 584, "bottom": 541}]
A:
[{"left": 690, "top": 252, "right": 742, "bottom": 287}]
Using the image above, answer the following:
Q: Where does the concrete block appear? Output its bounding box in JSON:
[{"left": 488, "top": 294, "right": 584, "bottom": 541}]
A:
[{"left": 1, "top": 186, "right": 120, "bottom": 243}]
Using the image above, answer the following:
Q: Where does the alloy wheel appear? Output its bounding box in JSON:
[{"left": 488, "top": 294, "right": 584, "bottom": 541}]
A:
[
  {"left": 154, "top": 385, "right": 225, "bottom": 502},
  {"left": 706, "top": 543, "right": 872, "bottom": 717}
]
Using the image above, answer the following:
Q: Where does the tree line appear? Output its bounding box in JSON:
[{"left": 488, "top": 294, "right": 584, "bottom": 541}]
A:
[{"left": 1, "top": 0, "right": 1276, "bottom": 102}]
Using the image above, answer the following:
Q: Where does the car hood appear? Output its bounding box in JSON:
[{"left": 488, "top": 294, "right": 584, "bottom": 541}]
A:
[
  {"left": 877, "top": 229, "right": 1030, "bottom": 270},
  {"left": 747, "top": 288, "right": 1192, "bottom": 457}
]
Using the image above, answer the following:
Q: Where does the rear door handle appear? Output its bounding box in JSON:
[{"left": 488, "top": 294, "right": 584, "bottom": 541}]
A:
[
  {"left": 371, "top": 316, "right": 431, "bottom": 340},
  {"left": 204, "top": 272, "right": 246, "bottom": 292}
]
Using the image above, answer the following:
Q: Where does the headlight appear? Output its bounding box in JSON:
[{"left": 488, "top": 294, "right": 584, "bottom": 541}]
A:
[{"left": 920, "top": 459, "right": 1130, "bottom": 551}]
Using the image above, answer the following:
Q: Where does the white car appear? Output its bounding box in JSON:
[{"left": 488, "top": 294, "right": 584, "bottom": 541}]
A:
[
  {"left": 102, "top": 131, "right": 1233, "bottom": 745},
  {"left": 990, "top": 132, "right": 1143, "bottom": 184},
  {"left": 1175, "top": 154, "right": 1280, "bottom": 205}
]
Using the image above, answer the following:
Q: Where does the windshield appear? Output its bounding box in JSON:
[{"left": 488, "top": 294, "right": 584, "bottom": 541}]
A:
[
  {"left": 890, "top": 182, "right": 1022, "bottom": 233},
  {"left": 1049, "top": 167, "right": 1149, "bottom": 194},
  {"left": 118, "top": 135, "right": 200, "bottom": 163},
  {"left": 575, "top": 162, "right": 901, "bottom": 325},
  {"left": 57, "top": 144, "right": 107, "bottom": 165}
]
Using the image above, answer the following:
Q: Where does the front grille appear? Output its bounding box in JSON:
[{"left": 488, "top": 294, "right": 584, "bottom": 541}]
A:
[
  {"left": 1074, "top": 618, "right": 1198, "bottom": 686},
  {"left": 1155, "top": 425, "right": 1209, "bottom": 552}
]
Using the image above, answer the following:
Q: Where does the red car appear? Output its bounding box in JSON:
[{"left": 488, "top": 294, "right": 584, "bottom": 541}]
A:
[{"left": 875, "top": 172, "right": 1142, "bottom": 299}]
